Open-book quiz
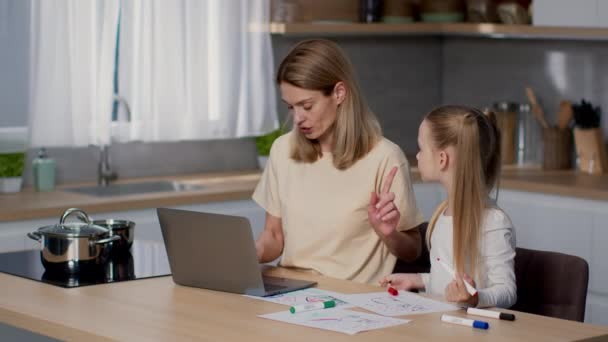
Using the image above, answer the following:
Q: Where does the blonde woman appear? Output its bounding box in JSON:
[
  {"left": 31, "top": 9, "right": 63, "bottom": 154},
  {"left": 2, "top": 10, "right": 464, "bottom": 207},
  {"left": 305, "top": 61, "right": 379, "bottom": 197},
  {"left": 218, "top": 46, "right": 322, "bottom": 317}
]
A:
[
  {"left": 253, "top": 39, "right": 423, "bottom": 284},
  {"left": 379, "top": 105, "right": 517, "bottom": 308}
]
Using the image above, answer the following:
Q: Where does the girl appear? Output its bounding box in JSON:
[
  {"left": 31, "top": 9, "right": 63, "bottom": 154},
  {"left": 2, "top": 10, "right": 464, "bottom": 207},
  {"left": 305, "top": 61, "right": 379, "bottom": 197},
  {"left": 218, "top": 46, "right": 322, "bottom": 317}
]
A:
[{"left": 376, "top": 105, "right": 517, "bottom": 308}]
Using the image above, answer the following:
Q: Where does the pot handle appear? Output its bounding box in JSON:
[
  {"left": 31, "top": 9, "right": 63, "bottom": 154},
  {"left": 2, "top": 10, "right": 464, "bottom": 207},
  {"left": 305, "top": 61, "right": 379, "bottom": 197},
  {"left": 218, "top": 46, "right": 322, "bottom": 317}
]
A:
[
  {"left": 27, "top": 232, "right": 42, "bottom": 242},
  {"left": 94, "top": 235, "right": 121, "bottom": 245},
  {"left": 61, "top": 208, "right": 92, "bottom": 225}
]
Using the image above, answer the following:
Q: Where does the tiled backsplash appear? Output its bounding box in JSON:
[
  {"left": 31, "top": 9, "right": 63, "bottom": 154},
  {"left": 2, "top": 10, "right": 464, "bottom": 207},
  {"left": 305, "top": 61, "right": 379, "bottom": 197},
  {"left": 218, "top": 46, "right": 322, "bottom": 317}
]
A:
[
  {"left": 442, "top": 37, "right": 608, "bottom": 137},
  {"left": 21, "top": 139, "right": 259, "bottom": 186}
]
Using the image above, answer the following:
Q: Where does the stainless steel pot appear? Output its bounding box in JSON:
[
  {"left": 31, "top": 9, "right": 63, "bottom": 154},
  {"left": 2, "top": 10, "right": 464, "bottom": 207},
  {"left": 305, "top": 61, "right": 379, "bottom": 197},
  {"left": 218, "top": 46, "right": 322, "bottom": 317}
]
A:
[
  {"left": 27, "top": 208, "right": 120, "bottom": 273},
  {"left": 106, "top": 251, "right": 135, "bottom": 281},
  {"left": 90, "top": 219, "right": 135, "bottom": 253}
]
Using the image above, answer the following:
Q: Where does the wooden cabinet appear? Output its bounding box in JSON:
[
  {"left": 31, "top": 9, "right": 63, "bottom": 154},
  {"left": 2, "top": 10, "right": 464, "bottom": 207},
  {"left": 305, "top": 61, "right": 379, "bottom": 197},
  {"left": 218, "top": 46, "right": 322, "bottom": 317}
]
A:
[{"left": 499, "top": 189, "right": 608, "bottom": 325}]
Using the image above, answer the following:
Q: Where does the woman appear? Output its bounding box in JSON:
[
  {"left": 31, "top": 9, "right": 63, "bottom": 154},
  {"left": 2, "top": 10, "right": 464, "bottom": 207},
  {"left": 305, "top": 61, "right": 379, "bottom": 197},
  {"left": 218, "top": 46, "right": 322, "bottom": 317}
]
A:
[{"left": 253, "top": 39, "right": 423, "bottom": 284}]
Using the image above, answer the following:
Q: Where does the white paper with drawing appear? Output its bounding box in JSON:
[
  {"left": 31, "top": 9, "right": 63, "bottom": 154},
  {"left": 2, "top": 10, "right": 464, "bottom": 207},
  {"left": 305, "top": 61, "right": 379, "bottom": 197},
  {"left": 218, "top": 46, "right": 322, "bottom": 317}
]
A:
[
  {"left": 334, "top": 291, "right": 459, "bottom": 316},
  {"left": 259, "top": 309, "right": 410, "bottom": 335},
  {"left": 244, "top": 288, "right": 353, "bottom": 308}
]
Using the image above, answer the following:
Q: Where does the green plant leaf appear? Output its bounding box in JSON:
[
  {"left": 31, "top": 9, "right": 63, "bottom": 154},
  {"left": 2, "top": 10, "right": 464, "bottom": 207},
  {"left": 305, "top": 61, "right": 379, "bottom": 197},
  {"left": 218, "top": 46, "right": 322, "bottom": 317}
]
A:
[
  {"left": 255, "top": 129, "right": 283, "bottom": 156},
  {"left": 0, "top": 152, "right": 25, "bottom": 177}
]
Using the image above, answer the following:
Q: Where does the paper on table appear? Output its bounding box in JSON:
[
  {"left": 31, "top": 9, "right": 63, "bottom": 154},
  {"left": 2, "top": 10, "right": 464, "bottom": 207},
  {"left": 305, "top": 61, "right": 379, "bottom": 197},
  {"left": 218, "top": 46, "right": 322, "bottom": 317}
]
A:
[
  {"left": 259, "top": 308, "right": 410, "bottom": 335},
  {"left": 244, "top": 288, "right": 353, "bottom": 309},
  {"left": 334, "top": 291, "right": 459, "bottom": 317}
]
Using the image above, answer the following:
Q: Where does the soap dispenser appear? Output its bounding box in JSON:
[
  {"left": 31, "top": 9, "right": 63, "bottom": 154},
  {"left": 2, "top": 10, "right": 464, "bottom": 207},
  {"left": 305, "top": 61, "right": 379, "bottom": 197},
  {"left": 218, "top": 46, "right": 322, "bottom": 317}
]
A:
[{"left": 32, "top": 148, "right": 56, "bottom": 192}]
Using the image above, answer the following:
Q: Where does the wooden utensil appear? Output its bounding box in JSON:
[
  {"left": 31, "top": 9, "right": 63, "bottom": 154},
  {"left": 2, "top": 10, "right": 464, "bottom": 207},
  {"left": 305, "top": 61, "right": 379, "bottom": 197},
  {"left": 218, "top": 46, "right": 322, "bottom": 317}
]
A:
[
  {"left": 525, "top": 87, "right": 550, "bottom": 129},
  {"left": 557, "top": 100, "right": 573, "bottom": 130}
]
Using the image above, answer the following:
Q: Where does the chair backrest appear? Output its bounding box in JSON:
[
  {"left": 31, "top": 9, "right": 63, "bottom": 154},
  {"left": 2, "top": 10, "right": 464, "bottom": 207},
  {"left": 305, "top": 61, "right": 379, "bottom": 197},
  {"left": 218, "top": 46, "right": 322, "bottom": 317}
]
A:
[
  {"left": 392, "top": 222, "right": 431, "bottom": 274},
  {"left": 512, "top": 247, "right": 589, "bottom": 322}
]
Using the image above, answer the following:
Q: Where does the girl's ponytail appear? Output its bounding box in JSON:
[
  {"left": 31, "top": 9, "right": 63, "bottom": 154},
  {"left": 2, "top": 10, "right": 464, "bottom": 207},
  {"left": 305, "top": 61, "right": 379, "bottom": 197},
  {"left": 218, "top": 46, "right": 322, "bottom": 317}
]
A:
[
  {"left": 451, "top": 113, "right": 485, "bottom": 277},
  {"left": 424, "top": 106, "right": 501, "bottom": 279}
]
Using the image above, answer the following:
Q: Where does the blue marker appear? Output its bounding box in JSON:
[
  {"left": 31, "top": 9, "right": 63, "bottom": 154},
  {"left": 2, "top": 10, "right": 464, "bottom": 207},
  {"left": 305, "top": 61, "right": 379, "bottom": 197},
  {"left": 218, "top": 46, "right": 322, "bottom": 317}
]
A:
[{"left": 441, "top": 314, "right": 489, "bottom": 330}]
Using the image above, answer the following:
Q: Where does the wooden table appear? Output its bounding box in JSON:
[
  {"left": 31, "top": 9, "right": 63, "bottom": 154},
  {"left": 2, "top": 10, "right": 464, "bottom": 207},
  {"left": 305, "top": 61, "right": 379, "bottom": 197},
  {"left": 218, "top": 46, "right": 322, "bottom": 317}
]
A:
[{"left": 1, "top": 267, "right": 607, "bottom": 341}]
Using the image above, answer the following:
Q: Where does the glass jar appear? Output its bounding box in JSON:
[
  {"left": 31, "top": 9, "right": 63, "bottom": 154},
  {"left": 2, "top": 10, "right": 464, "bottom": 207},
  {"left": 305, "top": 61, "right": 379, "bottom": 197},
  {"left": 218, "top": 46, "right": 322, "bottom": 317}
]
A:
[{"left": 517, "top": 104, "right": 542, "bottom": 166}]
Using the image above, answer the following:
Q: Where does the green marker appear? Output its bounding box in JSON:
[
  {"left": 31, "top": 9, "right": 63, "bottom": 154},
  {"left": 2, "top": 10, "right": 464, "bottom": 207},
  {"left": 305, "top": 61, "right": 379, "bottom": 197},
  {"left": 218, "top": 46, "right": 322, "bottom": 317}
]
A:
[{"left": 289, "top": 300, "right": 336, "bottom": 314}]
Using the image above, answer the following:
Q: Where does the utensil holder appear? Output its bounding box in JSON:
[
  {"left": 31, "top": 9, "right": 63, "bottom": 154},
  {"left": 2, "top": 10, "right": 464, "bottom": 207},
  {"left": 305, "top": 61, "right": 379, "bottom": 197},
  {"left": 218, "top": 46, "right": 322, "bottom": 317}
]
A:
[
  {"left": 542, "top": 127, "right": 572, "bottom": 170},
  {"left": 574, "top": 127, "right": 608, "bottom": 174},
  {"left": 496, "top": 109, "right": 517, "bottom": 165}
]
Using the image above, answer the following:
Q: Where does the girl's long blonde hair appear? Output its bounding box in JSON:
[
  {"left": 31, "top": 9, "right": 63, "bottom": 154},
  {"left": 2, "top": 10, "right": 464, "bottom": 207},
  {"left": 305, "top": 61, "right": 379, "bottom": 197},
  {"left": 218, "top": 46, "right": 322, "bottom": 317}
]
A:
[
  {"left": 424, "top": 105, "right": 501, "bottom": 278},
  {"left": 276, "top": 39, "right": 381, "bottom": 170}
]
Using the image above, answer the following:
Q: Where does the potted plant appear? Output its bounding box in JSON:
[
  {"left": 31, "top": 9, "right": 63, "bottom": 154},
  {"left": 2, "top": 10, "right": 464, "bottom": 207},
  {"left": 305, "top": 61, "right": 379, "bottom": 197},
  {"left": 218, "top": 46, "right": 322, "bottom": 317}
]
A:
[
  {"left": 255, "top": 128, "right": 283, "bottom": 170},
  {"left": 0, "top": 152, "right": 25, "bottom": 193}
]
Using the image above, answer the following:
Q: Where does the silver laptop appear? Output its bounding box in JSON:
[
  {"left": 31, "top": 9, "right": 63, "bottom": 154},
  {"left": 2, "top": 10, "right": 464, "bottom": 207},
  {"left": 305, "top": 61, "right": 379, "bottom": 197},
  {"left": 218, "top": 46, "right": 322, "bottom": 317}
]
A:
[{"left": 157, "top": 208, "right": 316, "bottom": 297}]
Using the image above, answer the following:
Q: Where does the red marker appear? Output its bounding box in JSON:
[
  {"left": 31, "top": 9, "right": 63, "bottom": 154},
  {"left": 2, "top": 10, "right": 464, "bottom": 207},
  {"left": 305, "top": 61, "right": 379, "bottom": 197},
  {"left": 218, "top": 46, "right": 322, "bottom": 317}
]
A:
[{"left": 388, "top": 286, "right": 399, "bottom": 296}]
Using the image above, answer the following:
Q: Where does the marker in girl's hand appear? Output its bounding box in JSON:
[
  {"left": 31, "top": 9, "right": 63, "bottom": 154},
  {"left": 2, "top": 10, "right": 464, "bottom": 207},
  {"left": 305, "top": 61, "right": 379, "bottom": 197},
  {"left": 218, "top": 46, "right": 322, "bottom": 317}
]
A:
[
  {"left": 388, "top": 286, "right": 399, "bottom": 296},
  {"left": 436, "top": 258, "right": 478, "bottom": 297}
]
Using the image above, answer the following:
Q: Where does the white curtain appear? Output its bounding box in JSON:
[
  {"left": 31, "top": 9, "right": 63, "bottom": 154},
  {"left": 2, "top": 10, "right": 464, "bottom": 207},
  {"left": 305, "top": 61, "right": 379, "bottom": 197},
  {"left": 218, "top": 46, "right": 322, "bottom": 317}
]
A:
[
  {"left": 28, "top": 0, "right": 119, "bottom": 147},
  {"left": 117, "top": 0, "right": 278, "bottom": 142}
]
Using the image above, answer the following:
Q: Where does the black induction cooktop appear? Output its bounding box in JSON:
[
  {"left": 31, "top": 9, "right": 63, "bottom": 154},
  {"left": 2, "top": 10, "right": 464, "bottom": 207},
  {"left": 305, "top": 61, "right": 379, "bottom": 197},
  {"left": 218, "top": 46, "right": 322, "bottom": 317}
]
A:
[{"left": 0, "top": 240, "right": 171, "bottom": 288}]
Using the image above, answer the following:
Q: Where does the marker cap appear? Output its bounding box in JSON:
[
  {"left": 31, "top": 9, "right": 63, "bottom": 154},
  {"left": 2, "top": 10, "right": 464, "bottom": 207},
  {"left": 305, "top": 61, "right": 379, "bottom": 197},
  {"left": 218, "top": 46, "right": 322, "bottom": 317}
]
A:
[
  {"left": 323, "top": 300, "right": 336, "bottom": 309},
  {"left": 499, "top": 313, "right": 516, "bottom": 321},
  {"left": 473, "top": 320, "right": 489, "bottom": 330}
]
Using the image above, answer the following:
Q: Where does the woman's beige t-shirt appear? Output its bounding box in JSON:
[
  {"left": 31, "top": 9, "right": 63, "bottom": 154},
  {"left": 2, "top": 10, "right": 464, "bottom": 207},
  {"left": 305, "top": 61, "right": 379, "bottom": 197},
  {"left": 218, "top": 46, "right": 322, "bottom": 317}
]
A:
[{"left": 252, "top": 131, "right": 423, "bottom": 284}]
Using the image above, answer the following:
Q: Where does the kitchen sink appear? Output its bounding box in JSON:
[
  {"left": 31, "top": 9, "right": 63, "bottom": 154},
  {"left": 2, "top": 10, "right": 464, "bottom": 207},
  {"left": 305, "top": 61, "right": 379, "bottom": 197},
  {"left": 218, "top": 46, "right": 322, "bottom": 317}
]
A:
[{"left": 64, "top": 180, "right": 205, "bottom": 197}]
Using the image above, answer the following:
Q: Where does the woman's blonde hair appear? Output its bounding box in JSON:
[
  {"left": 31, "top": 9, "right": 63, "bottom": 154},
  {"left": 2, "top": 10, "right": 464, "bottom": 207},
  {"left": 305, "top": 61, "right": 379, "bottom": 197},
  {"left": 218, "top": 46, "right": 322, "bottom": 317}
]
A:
[
  {"left": 424, "top": 105, "right": 501, "bottom": 278},
  {"left": 276, "top": 39, "right": 381, "bottom": 170}
]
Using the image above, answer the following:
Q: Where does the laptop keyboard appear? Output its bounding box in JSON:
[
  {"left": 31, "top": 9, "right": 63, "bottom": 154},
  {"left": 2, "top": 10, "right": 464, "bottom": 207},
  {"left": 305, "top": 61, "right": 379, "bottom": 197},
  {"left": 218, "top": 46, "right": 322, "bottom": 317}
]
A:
[
  {"left": 264, "top": 283, "right": 288, "bottom": 292},
  {"left": 263, "top": 276, "right": 288, "bottom": 292}
]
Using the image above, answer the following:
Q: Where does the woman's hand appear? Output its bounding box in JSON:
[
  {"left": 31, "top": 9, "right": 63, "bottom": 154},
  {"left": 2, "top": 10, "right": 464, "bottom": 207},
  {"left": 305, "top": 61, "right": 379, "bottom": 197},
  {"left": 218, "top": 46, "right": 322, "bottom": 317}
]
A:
[
  {"left": 368, "top": 166, "right": 400, "bottom": 237},
  {"left": 255, "top": 213, "right": 284, "bottom": 263},
  {"left": 379, "top": 273, "right": 424, "bottom": 291},
  {"left": 445, "top": 273, "right": 478, "bottom": 307}
]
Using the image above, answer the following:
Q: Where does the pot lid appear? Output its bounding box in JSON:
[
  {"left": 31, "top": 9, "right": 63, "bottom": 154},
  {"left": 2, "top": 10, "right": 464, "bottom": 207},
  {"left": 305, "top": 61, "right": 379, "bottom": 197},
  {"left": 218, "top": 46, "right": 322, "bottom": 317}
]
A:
[
  {"left": 38, "top": 222, "right": 109, "bottom": 237},
  {"left": 37, "top": 208, "right": 109, "bottom": 238}
]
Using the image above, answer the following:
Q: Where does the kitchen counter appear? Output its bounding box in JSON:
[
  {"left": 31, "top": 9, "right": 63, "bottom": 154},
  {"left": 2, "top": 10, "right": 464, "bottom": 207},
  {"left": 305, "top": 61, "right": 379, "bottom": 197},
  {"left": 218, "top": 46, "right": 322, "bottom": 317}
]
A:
[
  {"left": 1, "top": 167, "right": 608, "bottom": 222},
  {"left": 499, "top": 167, "right": 608, "bottom": 201},
  {"left": 0, "top": 171, "right": 261, "bottom": 222},
  {"left": 0, "top": 267, "right": 607, "bottom": 341}
]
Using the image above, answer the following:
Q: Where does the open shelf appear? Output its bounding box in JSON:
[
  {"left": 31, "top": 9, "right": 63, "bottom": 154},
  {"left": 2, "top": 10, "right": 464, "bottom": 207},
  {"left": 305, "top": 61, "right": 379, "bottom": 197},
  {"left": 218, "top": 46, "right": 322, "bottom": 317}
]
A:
[{"left": 269, "top": 22, "right": 608, "bottom": 41}]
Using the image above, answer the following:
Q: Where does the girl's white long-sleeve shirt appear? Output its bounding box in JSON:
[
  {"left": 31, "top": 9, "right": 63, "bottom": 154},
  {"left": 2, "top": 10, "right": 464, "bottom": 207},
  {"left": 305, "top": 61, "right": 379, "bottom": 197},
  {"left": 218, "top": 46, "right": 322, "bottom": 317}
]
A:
[{"left": 419, "top": 207, "right": 517, "bottom": 308}]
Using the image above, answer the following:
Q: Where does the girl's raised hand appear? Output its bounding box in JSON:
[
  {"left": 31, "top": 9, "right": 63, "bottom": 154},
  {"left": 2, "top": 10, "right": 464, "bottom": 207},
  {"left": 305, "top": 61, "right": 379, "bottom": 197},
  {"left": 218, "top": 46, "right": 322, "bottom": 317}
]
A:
[{"left": 368, "top": 166, "right": 400, "bottom": 237}]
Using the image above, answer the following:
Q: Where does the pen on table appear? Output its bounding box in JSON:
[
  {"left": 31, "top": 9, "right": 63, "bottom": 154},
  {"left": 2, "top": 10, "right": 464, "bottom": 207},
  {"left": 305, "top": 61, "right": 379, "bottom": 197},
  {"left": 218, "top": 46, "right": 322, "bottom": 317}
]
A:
[
  {"left": 441, "top": 314, "right": 489, "bottom": 330},
  {"left": 467, "top": 307, "right": 516, "bottom": 321},
  {"left": 436, "top": 257, "right": 478, "bottom": 297},
  {"left": 290, "top": 300, "right": 336, "bottom": 314}
]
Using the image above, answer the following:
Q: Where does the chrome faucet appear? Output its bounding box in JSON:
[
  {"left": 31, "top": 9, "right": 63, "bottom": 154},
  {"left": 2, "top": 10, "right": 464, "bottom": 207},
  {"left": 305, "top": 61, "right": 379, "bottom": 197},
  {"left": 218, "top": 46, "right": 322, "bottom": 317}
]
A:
[
  {"left": 113, "top": 94, "right": 132, "bottom": 122},
  {"left": 98, "top": 144, "right": 117, "bottom": 186},
  {"left": 97, "top": 95, "right": 132, "bottom": 186}
]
